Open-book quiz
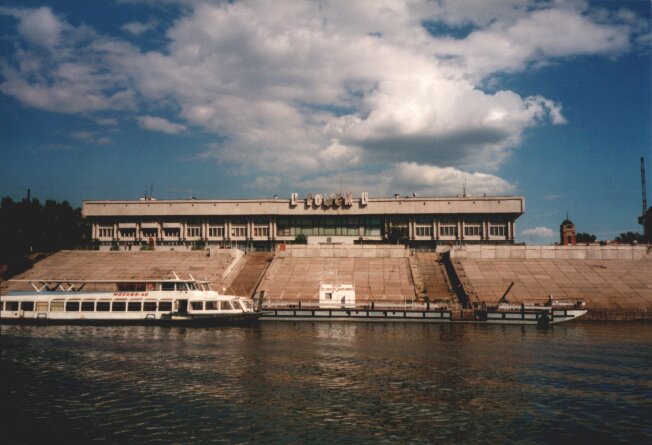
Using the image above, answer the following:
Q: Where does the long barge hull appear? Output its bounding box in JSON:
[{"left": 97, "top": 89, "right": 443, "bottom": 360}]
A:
[{"left": 260, "top": 308, "right": 587, "bottom": 325}]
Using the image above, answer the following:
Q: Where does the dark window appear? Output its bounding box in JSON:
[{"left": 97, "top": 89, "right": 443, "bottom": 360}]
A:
[
  {"left": 191, "top": 302, "right": 203, "bottom": 310},
  {"left": 128, "top": 301, "right": 142, "bottom": 311},
  {"left": 21, "top": 301, "right": 34, "bottom": 311},
  {"left": 205, "top": 301, "right": 218, "bottom": 310},
  {"left": 65, "top": 301, "right": 80, "bottom": 312},
  {"left": 96, "top": 302, "right": 110, "bottom": 311},
  {"left": 162, "top": 282, "right": 175, "bottom": 291},
  {"left": 143, "top": 302, "right": 157, "bottom": 311},
  {"left": 81, "top": 302, "right": 95, "bottom": 311},
  {"left": 112, "top": 301, "right": 126, "bottom": 311},
  {"left": 6, "top": 301, "right": 19, "bottom": 311},
  {"left": 158, "top": 302, "right": 172, "bottom": 312}
]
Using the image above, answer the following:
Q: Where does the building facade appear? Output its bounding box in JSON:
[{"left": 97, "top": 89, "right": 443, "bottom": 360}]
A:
[{"left": 82, "top": 192, "right": 525, "bottom": 249}]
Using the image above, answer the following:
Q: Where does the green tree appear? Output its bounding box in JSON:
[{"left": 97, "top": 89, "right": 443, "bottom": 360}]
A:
[
  {"left": 294, "top": 234, "right": 307, "bottom": 244},
  {"left": 614, "top": 232, "right": 645, "bottom": 244},
  {"left": 576, "top": 232, "right": 596, "bottom": 243},
  {"left": 0, "top": 196, "right": 90, "bottom": 262}
]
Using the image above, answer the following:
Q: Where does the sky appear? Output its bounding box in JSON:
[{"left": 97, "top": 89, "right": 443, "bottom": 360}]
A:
[{"left": 0, "top": 0, "right": 650, "bottom": 243}]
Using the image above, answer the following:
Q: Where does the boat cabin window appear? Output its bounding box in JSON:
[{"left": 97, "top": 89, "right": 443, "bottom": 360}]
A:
[
  {"left": 112, "top": 302, "right": 126, "bottom": 311},
  {"left": 162, "top": 282, "right": 175, "bottom": 291},
  {"left": 96, "top": 301, "right": 111, "bottom": 311},
  {"left": 117, "top": 283, "right": 146, "bottom": 292},
  {"left": 81, "top": 302, "right": 95, "bottom": 311},
  {"left": 220, "top": 301, "right": 233, "bottom": 310},
  {"left": 143, "top": 301, "right": 157, "bottom": 311},
  {"left": 65, "top": 301, "right": 80, "bottom": 312},
  {"left": 51, "top": 301, "right": 64, "bottom": 312},
  {"left": 21, "top": 301, "right": 34, "bottom": 311},
  {"left": 5, "top": 301, "right": 19, "bottom": 311},
  {"left": 36, "top": 302, "right": 48, "bottom": 312},
  {"left": 191, "top": 302, "right": 203, "bottom": 310},
  {"left": 205, "top": 301, "right": 218, "bottom": 310},
  {"left": 128, "top": 302, "right": 142, "bottom": 311},
  {"left": 240, "top": 300, "right": 253, "bottom": 310},
  {"left": 158, "top": 301, "right": 172, "bottom": 312}
]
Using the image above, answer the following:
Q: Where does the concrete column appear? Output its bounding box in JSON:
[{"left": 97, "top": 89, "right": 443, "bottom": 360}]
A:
[
  {"left": 457, "top": 218, "right": 463, "bottom": 241},
  {"left": 433, "top": 220, "right": 437, "bottom": 240},
  {"left": 114, "top": 223, "right": 118, "bottom": 241}
]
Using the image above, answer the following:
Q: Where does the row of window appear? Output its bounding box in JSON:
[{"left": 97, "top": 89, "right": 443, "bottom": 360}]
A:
[
  {"left": 3, "top": 300, "right": 173, "bottom": 312},
  {"left": 103, "top": 225, "right": 269, "bottom": 239},
  {"left": 190, "top": 301, "right": 237, "bottom": 310},
  {"left": 100, "top": 222, "right": 510, "bottom": 239}
]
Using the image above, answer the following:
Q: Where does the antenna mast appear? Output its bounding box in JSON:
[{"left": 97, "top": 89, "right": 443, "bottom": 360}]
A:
[{"left": 640, "top": 157, "right": 648, "bottom": 230}]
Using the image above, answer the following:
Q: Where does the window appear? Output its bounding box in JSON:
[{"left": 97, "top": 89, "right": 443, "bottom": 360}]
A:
[
  {"left": 191, "top": 302, "right": 203, "bottom": 310},
  {"left": 141, "top": 228, "right": 158, "bottom": 238},
  {"left": 96, "top": 302, "right": 110, "bottom": 311},
  {"left": 158, "top": 302, "right": 172, "bottom": 312},
  {"left": 81, "top": 301, "right": 95, "bottom": 311},
  {"left": 464, "top": 226, "right": 482, "bottom": 237},
  {"left": 128, "top": 302, "right": 142, "bottom": 311},
  {"left": 50, "top": 301, "right": 64, "bottom": 312},
  {"left": 220, "top": 301, "right": 233, "bottom": 310},
  {"left": 65, "top": 301, "right": 80, "bottom": 312},
  {"left": 187, "top": 226, "right": 202, "bottom": 237},
  {"left": 5, "top": 301, "right": 19, "bottom": 311},
  {"left": 253, "top": 226, "right": 269, "bottom": 237},
  {"left": 490, "top": 225, "right": 506, "bottom": 236},
  {"left": 440, "top": 226, "right": 457, "bottom": 237},
  {"left": 231, "top": 226, "right": 246, "bottom": 237},
  {"left": 163, "top": 228, "right": 180, "bottom": 238},
  {"left": 162, "top": 282, "right": 175, "bottom": 291},
  {"left": 143, "top": 302, "right": 157, "bottom": 311},
  {"left": 112, "top": 301, "right": 126, "bottom": 311},
  {"left": 325, "top": 292, "right": 332, "bottom": 300},
  {"left": 119, "top": 228, "right": 136, "bottom": 238},
  {"left": 416, "top": 226, "right": 432, "bottom": 237},
  {"left": 99, "top": 227, "right": 114, "bottom": 237},
  {"left": 21, "top": 301, "right": 34, "bottom": 311},
  {"left": 205, "top": 301, "right": 218, "bottom": 310},
  {"left": 209, "top": 226, "right": 224, "bottom": 237}
]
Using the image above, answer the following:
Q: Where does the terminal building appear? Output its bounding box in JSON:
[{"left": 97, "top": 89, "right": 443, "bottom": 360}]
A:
[{"left": 82, "top": 192, "right": 525, "bottom": 249}]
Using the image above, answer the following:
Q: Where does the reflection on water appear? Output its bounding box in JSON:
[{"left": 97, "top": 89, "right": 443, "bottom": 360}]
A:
[{"left": 1, "top": 323, "right": 651, "bottom": 444}]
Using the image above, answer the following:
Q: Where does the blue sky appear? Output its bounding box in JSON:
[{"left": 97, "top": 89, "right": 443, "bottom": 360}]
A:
[{"left": 0, "top": 0, "right": 650, "bottom": 243}]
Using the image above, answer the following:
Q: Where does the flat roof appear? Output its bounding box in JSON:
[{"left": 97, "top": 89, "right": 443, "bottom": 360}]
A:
[{"left": 83, "top": 194, "right": 525, "bottom": 217}]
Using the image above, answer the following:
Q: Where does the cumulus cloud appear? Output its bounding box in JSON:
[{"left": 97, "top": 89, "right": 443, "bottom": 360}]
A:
[
  {"left": 137, "top": 116, "right": 187, "bottom": 134},
  {"left": 0, "top": 1, "right": 644, "bottom": 192},
  {"left": 70, "top": 131, "right": 111, "bottom": 145},
  {"left": 521, "top": 227, "right": 556, "bottom": 239},
  {"left": 121, "top": 20, "right": 157, "bottom": 35}
]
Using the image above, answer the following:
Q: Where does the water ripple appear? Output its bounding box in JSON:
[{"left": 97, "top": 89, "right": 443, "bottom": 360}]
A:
[{"left": 1, "top": 322, "right": 651, "bottom": 444}]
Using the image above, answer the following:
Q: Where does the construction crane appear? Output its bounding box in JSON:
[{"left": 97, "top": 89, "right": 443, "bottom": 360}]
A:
[{"left": 640, "top": 157, "right": 648, "bottom": 226}]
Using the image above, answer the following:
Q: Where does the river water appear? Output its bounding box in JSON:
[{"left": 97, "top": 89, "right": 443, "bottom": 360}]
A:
[{"left": 1, "top": 322, "right": 650, "bottom": 444}]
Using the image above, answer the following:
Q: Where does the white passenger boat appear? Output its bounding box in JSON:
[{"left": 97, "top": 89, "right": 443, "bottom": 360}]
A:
[{"left": 0, "top": 274, "right": 262, "bottom": 326}]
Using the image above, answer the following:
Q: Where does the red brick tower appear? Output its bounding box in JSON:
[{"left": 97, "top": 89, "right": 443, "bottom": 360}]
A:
[{"left": 560, "top": 216, "right": 576, "bottom": 246}]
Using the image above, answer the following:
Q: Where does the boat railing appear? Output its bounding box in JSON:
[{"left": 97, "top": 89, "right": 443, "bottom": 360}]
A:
[{"left": 262, "top": 301, "right": 450, "bottom": 311}]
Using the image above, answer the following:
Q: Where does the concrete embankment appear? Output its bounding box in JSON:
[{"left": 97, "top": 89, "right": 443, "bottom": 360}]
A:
[
  {"left": 445, "top": 245, "right": 652, "bottom": 321},
  {"left": 2, "top": 245, "right": 650, "bottom": 321}
]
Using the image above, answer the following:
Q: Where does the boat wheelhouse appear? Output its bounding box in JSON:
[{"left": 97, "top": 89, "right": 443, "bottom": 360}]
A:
[{"left": 0, "top": 274, "right": 262, "bottom": 325}]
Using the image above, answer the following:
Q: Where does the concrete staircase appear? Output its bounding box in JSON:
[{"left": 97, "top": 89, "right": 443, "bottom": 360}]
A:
[
  {"left": 227, "top": 252, "right": 275, "bottom": 297},
  {"left": 414, "top": 252, "right": 456, "bottom": 303}
]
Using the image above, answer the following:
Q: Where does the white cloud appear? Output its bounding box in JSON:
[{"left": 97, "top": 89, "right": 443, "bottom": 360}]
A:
[
  {"left": 521, "top": 227, "right": 556, "bottom": 239},
  {"left": 121, "top": 20, "right": 157, "bottom": 35},
  {"left": 70, "top": 131, "right": 112, "bottom": 145},
  {"left": 0, "top": 1, "right": 643, "bottom": 193},
  {"left": 137, "top": 116, "right": 187, "bottom": 134}
]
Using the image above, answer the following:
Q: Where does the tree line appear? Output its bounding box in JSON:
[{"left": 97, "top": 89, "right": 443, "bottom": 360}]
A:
[{"left": 0, "top": 196, "right": 90, "bottom": 263}]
